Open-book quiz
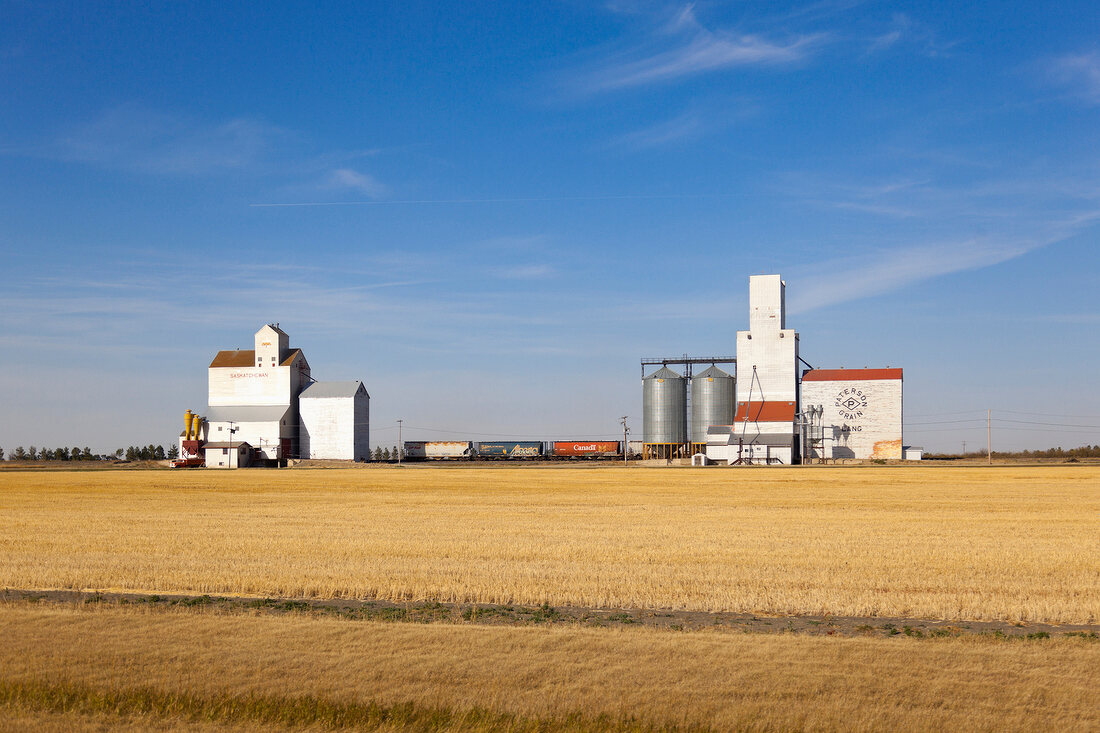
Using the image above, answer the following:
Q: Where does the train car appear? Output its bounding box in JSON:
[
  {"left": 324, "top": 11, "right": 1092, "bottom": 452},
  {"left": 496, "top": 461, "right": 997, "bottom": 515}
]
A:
[
  {"left": 475, "top": 441, "right": 545, "bottom": 459},
  {"left": 403, "top": 441, "right": 474, "bottom": 460},
  {"left": 551, "top": 441, "right": 622, "bottom": 458}
]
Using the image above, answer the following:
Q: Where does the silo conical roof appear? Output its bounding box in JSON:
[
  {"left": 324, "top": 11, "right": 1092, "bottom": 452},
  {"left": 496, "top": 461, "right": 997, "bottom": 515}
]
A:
[
  {"left": 694, "top": 365, "right": 733, "bottom": 380},
  {"left": 645, "top": 366, "right": 683, "bottom": 380}
]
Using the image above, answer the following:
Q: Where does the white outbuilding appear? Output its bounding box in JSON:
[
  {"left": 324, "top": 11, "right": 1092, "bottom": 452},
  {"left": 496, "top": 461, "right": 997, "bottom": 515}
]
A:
[
  {"left": 299, "top": 381, "right": 370, "bottom": 461},
  {"left": 203, "top": 441, "right": 253, "bottom": 469}
]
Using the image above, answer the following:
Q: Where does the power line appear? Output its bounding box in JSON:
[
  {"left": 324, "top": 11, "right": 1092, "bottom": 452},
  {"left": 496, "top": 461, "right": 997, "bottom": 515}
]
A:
[
  {"left": 994, "top": 417, "right": 1100, "bottom": 429},
  {"left": 905, "top": 417, "right": 1100, "bottom": 430},
  {"left": 905, "top": 408, "right": 1100, "bottom": 420},
  {"left": 906, "top": 425, "right": 1100, "bottom": 434},
  {"left": 997, "top": 409, "right": 1100, "bottom": 419},
  {"left": 905, "top": 426, "right": 990, "bottom": 433},
  {"left": 904, "top": 409, "right": 988, "bottom": 417},
  {"left": 200, "top": 419, "right": 624, "bottom": 439},
  {"left": 399, "top": 424, "right": 623, "bottom": 439},
  {"left": 980, "top": 425, "right": 1100, "bottom": 434}
]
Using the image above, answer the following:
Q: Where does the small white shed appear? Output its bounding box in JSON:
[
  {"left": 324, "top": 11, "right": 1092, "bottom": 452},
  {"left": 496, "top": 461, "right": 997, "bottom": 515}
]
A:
[{"left": 204, "top": 441, "right": 253, "bottom": 469}]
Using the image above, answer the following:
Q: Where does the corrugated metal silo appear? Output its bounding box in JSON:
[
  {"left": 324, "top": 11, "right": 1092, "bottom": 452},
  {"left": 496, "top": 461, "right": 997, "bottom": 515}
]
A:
[
  {"left": 643, "top": 367, "right": 686, "bottom": 444},
  {"left": 691, "top": 365, "right": 735, "bottom": 442}
]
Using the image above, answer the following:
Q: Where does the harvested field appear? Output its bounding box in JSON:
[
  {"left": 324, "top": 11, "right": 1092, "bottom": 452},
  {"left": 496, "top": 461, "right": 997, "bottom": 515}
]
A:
[
  {"left": 0, "top": 466, "right": 1097, "bottom": 622},
  {"left": 1, "top": 604, "right": 1098, "bottom": 732}
]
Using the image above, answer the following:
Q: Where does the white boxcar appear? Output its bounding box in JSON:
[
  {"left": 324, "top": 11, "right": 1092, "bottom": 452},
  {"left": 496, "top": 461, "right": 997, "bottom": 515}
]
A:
[{"left": 404, "top": 441, "right": 474, "bottom": 459}]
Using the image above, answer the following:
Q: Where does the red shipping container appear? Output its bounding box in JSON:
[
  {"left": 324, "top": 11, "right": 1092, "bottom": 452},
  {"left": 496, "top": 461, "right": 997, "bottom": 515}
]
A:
[{"left": 552, "top": 441, "right": 621, "bottom": 457}]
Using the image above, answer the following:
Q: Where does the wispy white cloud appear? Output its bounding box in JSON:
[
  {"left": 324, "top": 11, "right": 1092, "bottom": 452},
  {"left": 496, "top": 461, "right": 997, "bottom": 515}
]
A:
[
  {"left": 609, "top": 111, "right": 705, "bottom": 148},
  {"left": 575, "top": 5, "right": 823, "bottom": 93},
  {"left": 759, "top": 0, "right": 871, "bottom": 25},
  {"left": 42, "top": 104, "right": 286, "bottom": 174},
  {"left": 464, "top": 236, "right": 557, "bottom": 279},
  {"left": 0, "top": 270, "right": 466, "bottom": 351},
  {"left": 787, "top": 238, "right": 1036, "bottom": 313},
  {"left": 607, "top": 93, "right": 759, "bottom": 149},
  {"left": 593, "top": 33, "right": 820, "bottom": 90},
  {"left": 1027, "top": 313, "right": 1100, "bottom": 324},
  {"left": 0, "top": 235, "right": 578, "bottom": 363},
  {"left": 786, "top": 202, "right": 1100, "bottom": 314},
  {"left": 324, "top": 168, "right": 388, "bottom": 198},
  {"left": 775, "top": 166, "right": 1100, "bottom": 225},
  {"left": 775, "top": 173, "right": 928, "bottom": 218},
  {"left": 1048, "top": 51, "right": 1100, "bottom": 105},
  {"left": 492, "top": 264, "right": 556, "bottom": 280},
  {"left": 775, "top": 160, "right": 1100, "bottom": 313},
  {"left": 867, "top": 29, "right": 902, "bottom": 53},
  {"left": 473, "top": 235, "right": 548, "bottom": 252},
  {"left": 4, "top": 104, "right": 393, "bottom": 197},
  {"left": 863, "top": 13, "right": 956, "bottom": 58},
  {"left": 827, "top": 200, "right": 918, "bottom": 217}
]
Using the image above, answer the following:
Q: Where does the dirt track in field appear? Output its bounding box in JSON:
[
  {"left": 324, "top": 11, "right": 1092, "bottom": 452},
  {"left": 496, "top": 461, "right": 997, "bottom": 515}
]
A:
[{"left": 5, "top": 589, "right": 1096, "bottom": 641}]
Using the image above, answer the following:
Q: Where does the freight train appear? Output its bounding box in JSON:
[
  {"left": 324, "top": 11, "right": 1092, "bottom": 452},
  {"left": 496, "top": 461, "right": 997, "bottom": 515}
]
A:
[{"left": 403, "top": 440, "right": 624, "bottom": 460}]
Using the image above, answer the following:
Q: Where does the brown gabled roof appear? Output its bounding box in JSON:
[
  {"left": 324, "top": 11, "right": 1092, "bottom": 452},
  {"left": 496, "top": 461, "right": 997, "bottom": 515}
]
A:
[
  {"left": 802, "top": 368, "right": 903, "bottom": 382},
  {"left": 210, "top": 350, "right": 254, "bottom": 368},
  {"left": 734, "top": 401, "right": 797, "bottom": 423},
  {"left": 209, "top": 348, "right": 303, "bottom": 368}
]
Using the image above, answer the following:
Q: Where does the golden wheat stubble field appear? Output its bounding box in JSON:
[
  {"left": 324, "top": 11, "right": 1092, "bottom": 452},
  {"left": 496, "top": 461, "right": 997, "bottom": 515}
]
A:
[
  {"left": 2, "top": 465, "right": 1099, "bottom": 731},
  {"left": 1, "top": 604, "right": 1098, "bottom": 732},
  {"left": 0, "top": 464, "right": 1096, "bottom": 622}
]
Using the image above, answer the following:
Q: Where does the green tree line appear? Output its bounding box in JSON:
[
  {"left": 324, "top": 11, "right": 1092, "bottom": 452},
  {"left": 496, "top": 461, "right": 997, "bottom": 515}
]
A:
[
  {"left": 372, "top": 446, "right": 401, "bottom": 461},
  {"left": 0, "top": 444, "right": 180, "bottom": 461}
]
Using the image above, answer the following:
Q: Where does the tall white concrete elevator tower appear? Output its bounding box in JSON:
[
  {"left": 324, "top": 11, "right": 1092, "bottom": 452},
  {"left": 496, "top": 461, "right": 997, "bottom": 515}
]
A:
[{"left": 707, "top": 274, "right": 800, "bottom": 464}]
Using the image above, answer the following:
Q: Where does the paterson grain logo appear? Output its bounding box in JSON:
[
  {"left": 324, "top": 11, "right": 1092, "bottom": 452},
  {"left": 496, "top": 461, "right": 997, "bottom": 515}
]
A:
[{"left": 835, "top": 387, "right": 869, "bottom": 420}]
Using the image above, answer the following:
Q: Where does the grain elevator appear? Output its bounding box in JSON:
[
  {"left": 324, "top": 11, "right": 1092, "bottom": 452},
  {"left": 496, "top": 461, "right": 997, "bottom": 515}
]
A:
[
  {"left": 643, "top": 274, "right": 906, "bottom": 465},
  {"left": 179, "top": 324, "right": 370, "bottom": 468}
]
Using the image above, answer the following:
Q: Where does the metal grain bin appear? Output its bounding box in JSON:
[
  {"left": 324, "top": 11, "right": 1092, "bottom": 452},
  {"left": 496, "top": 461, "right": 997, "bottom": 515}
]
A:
[
  {"left": 691, "top": 365, "right": 736, "bottom": 442},
  {"left": 643, "top": 367, "right": 686, "bottom": 444}
]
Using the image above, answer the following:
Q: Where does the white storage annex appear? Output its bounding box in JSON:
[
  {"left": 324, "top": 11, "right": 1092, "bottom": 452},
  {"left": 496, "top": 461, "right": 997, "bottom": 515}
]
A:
[
  {"left": 299, "top": 381, "right": 370, "bottom": 461},
  {"left": 801, "top": 368, "right": 903, "bottom": 459}
]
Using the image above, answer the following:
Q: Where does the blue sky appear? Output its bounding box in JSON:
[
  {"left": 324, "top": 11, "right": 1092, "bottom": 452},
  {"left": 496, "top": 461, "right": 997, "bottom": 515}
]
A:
[{"left": 2, "top": 1, "right": 1098, "bottom": 453}]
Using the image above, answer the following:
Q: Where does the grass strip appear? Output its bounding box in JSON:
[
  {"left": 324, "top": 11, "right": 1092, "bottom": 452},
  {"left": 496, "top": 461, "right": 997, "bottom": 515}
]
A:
[{"left": 0, "top": 678, "right": 711, "bottom": 732}]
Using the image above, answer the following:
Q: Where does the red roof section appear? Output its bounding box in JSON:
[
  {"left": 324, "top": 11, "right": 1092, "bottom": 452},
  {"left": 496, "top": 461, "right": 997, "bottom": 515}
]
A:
[
  {"left": 734, "top": 401, "right": 797, "bottom": 423},
  {"left": 802, "top": 368, "right": 902, "bottom": 382}
]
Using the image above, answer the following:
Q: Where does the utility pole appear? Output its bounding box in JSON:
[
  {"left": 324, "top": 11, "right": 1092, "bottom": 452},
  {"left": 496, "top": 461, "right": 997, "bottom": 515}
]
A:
[
  {"left": 990, "top": 411, "right": 998, "bottom": 462},
  {"left": 962, "top": 440, "right": 966, "bottom": 456},
  {"left": 620, "top": 416, "right": 629, "bottom": 466},
  {"left": 227, "top": 421, "right": 238, "bottom": 468},
  {"left": 397, "top": 420, "right": 403, "bottom": 465}
]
